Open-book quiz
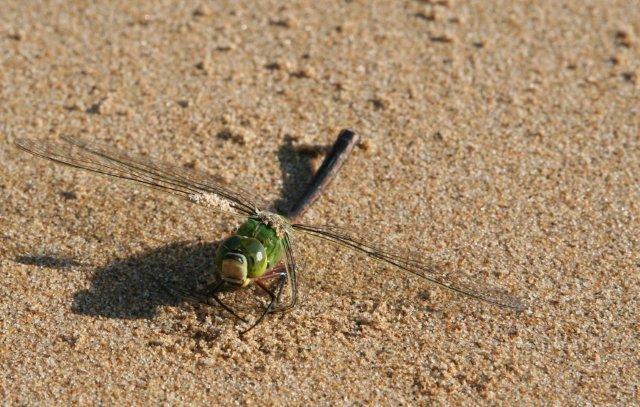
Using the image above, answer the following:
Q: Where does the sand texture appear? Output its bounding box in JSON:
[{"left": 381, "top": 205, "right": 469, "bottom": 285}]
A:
[{"left": 1, "top": 1, "right": 639, "bottom": 405}]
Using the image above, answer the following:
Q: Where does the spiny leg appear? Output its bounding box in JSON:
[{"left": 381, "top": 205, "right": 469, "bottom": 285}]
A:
[
  {"left": 262, "top": 264, "right": 297, "bottom": 313},
  {"left": 259, "top": 264, "right": 286, "bottom": 279},
  {"left": 200, "top": 279, "right": 248, "bottom": 323},
  {"left": 253, "top": 266, "right": 294, "bottom": 312},
  {"left": 240, "top": 274, "right": 287, "bottom": 335},
  {"left": 159, "top": 277, "right": 247, "bottom": 323},
  {"left": 255, "top": 280, "right": 276, "bottom": 301}
]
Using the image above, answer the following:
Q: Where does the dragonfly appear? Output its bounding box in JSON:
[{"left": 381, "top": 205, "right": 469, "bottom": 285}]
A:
[{"left": 15, "top": 131, "right": 524, "bottom": 333}]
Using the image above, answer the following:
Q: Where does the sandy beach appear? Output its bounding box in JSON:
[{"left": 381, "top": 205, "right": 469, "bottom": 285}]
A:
[{"left": 1, "top": 1, "right": 638, "bottom": 404}]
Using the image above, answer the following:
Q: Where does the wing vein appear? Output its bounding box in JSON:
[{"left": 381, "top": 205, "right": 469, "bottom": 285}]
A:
[
  {"left": 15, "top": 137, "right": 259, "bottom": 217},
  {"left": 293, "top": 223, "right": 524, "bottom": 311}
]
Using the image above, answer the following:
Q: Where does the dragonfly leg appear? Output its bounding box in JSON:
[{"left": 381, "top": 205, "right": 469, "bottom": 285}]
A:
[
  {"left": 255, "top": 265, "right": 295, "bottom": 313},
  {"left": 159, "top": 277, "right": 247, "bottom": 323},
  {"left": 255, "top": 280, "right": 276, "bottom": 300},
  {"left": 240, "top": 274, "right": 287, "bottom": 335},
  {"left": 259, "top": 264, "right": 286, "bottom": 278},
  {"left": 256, "top": 272, "right": 287, "bottom": 284},
  {"left": 200, "top": 280, "right": 248, "bottom": 323}
]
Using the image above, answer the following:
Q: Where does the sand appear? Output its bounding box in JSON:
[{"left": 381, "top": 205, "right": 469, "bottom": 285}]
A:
[{"left": 1, "top": 1, "right": 638, "bottom": 405}]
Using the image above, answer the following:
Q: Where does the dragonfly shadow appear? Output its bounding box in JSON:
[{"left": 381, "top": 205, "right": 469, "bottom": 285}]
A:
[
  {"left": 274, "top": 135, "right": 329, "bottom": 214},
  {"left": 63, "top": 136, "right": 334, "bottom": 321},
  {"left": 71, "top": 240, "right": 219, "bottom": 320}
]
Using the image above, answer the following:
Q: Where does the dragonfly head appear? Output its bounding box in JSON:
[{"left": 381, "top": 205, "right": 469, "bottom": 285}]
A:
[{"left": 215, "top": 235, "right": 268, "bottom": 286}]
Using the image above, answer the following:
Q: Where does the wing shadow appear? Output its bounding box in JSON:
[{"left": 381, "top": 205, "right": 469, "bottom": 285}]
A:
[{"left": 15, "top": 254, "right": 84, "bottom": 269}]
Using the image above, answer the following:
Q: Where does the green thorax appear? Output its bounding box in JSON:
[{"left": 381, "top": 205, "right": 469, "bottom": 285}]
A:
[
  {"left": 236, "top": 217, "right": 285, "bottom": 271},
  {"left": 214, "top": 217, "right": 285, "bottom": 280}
]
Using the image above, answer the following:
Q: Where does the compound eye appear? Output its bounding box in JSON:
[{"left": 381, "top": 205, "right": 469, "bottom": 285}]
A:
[
  {"left": 248, "top": 245, "right": 266, "bottom": 267},
  {"left": 242, "top": 238, "right": 268, "bottom": 278}
]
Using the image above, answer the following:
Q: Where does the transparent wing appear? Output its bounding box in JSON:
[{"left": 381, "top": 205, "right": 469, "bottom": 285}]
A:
[
  {"left": 278, "top": 232, "right": 299, "bottom": 311},
  {"left": 15, "top": 136, "right": 262, "bottom": 217},
  {"left": 292, "top": 223, "right": 525, "bottom": 311}
]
